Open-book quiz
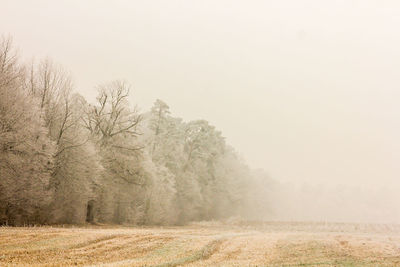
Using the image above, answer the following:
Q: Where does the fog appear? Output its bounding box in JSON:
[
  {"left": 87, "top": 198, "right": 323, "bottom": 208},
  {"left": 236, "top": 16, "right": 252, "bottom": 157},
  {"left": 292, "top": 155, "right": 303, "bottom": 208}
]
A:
[{"left": 1, "top": 0, "right": 400, "bottom": 224}]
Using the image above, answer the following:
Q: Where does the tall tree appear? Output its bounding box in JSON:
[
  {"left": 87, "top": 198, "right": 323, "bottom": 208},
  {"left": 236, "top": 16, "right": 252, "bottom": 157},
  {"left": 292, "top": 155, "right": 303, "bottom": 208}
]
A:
[
  {"left": 84, "top": 81, "right": 145, "bottom": 223},
  {"left": 0, "top": 36, "right": 55, "bottom": 225}
]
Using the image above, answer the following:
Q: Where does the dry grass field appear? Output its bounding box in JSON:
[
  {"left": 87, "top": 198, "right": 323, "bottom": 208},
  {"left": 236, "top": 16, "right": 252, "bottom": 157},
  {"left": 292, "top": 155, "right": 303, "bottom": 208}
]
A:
[{"left": 1, "top": 221, "right": 400, "bottom": 266}]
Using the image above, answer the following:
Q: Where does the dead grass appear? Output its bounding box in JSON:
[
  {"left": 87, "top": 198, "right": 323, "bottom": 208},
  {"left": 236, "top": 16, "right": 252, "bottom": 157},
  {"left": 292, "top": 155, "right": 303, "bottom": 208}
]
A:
[{"left": 0, "top": 222, "right": 399, "bottom": 266}]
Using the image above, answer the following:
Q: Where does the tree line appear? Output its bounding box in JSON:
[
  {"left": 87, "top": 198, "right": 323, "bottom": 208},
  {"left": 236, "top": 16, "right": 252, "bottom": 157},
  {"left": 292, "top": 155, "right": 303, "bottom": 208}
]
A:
[{"left": 0, "top": 36, "right": 269, "bottom": 226}]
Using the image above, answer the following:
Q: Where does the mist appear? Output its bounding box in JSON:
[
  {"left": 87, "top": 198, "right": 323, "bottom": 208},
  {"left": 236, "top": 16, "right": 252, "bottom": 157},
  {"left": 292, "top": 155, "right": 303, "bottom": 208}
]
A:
[
  {"left": 245, "top": 169, "right": 400, "bottom": 224},
  {"left": 1, "top": 0, "right": 400, "bottom": 225}
]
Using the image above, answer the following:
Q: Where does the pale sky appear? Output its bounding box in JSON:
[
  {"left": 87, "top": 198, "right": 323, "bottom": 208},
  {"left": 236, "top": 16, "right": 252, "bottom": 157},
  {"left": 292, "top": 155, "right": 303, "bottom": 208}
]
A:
[{"left": 2, "top": 0, "right": 400, "bottom": 189}]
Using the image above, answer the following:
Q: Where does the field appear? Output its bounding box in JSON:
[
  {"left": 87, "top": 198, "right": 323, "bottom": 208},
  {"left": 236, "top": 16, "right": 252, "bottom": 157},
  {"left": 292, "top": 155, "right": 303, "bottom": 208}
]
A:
[{"left": 1, "top": 221, "right": 400, "bottom": 266}]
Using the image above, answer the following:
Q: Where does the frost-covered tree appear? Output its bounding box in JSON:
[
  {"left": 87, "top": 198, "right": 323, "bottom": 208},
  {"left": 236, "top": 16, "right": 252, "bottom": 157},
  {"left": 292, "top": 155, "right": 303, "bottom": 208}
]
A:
[
  {"left": 29, "top": 59, "right": 73, "bottom": 134},
  {"left": 145, "top": 100, "right": 247, "bottom": 223},
  {"left": 149, "top": 99, "right": 170, "bottom": 157},
  {"left": 212, "top": 147, "right": 250, "bottom": 219},
  {"left": 84, "top": 81, "right": 142, "bottom": 144},
  {"left": 50, "top": 94, "right": 102, "bottom": 224},
  {"left": 141, "top": 156, "right": 178, "bottom": 225},
  {"left": 0, "top": 36, "right": 55, "bottom": 225},
  {"left": 84, "top": 81, "right": 145, "bottom": 223}
]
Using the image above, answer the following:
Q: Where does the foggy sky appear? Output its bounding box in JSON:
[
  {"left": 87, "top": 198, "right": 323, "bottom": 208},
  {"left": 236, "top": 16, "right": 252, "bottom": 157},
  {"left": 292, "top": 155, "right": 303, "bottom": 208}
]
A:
[{"left": 2, "top": 0, "right": 400, "bottom": 190}]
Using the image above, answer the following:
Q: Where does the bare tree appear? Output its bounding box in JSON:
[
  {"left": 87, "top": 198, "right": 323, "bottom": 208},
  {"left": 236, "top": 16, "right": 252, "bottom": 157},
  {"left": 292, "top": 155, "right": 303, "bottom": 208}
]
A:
[
  {"left": 0, "top": 36, "right": 24, "bottom": 89},
  {"left": 84, "top": 80, "right": 142, "bottom": 147}
]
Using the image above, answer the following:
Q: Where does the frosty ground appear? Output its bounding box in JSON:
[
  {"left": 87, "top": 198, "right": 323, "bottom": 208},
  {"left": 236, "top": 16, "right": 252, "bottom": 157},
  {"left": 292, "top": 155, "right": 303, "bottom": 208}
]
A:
[{"left": 1, "top": 221, "right": 400, "bottom": 266}]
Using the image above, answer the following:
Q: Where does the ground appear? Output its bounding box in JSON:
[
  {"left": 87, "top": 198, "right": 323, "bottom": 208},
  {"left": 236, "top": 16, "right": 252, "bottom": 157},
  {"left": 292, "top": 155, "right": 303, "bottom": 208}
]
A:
[{"left": 1, "top": 221, "right": 400, "bottom": 266}]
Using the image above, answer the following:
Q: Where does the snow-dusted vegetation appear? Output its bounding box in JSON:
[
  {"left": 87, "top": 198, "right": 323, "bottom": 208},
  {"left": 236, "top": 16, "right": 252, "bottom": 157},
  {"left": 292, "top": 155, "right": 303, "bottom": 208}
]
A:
[{"left": 0, "top": 36, "right": 271, "bottom": 226}]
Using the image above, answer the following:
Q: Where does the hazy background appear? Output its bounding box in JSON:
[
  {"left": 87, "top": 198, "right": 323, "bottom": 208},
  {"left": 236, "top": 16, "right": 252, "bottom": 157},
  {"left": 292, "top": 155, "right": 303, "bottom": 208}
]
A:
[{"left": 1, "top": 0, "right": 400, "bottom": 222}]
